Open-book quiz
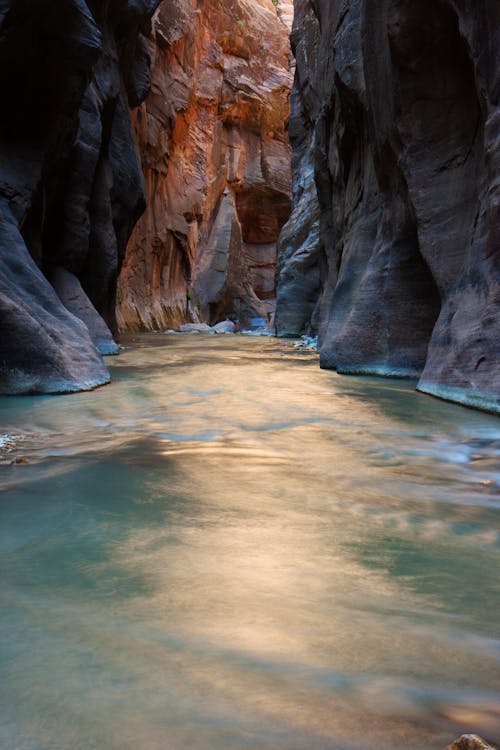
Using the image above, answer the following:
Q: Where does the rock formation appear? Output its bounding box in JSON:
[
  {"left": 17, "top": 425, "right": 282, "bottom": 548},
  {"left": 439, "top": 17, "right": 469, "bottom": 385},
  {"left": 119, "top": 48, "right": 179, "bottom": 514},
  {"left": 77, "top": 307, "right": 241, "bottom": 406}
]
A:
[
  {"left": 276, "top": 0, "right": 500, "bottom": 414},
  {"left": 117, "top": 0, "right": 293, "bottom": 330},
  {"left": 0, "top": 0, "right": 158, "bottom": 394},
  {"left": 448, "top": 736, "right": 498, "bottom": 750}
]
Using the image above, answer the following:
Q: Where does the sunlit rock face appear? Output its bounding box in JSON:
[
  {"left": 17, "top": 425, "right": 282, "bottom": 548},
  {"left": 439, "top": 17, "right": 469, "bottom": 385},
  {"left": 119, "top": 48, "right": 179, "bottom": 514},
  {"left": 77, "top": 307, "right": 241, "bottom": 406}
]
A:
[
  {"left": 276, "top": 0, "right": 500, "bottom": 413},
  {"left": 0, "top": 0, "right": 158, "bottom": 394},
  {"left": 117, "top": 0, "right": 293, "bottom": 330}
]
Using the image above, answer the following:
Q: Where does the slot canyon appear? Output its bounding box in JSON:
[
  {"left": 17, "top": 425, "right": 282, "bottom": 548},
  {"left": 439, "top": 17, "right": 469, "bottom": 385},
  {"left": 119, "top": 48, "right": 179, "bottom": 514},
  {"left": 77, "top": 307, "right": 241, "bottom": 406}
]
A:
[
  {"left": 116, "top": 0, "right": 293, "bottom": 331},
  {"left": 0, "top": 4, "right": 499, "bottom": 750},
  {"left": 0, "top": 0, "right": 498, "bottom": 413}
]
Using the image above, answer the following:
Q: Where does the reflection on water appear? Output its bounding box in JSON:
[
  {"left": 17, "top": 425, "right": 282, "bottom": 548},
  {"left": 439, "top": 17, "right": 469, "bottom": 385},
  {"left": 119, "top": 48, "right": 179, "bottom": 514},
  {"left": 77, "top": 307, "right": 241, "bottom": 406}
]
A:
[{"left": 1, "top": 334, "right": 499, "bottom": 750}]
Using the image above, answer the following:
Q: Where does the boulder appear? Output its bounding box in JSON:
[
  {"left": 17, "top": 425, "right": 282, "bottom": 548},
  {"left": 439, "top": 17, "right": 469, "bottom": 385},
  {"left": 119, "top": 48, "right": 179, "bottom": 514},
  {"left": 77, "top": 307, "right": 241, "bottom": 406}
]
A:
[
  {"left": 213, "top": 319, "right": 237, "bottom": 333},
  {"left": 178, "top": 323, "right": 214, "bottom": 334},
  {"left": 448, "top": 736, "right": 498, "bottom": 750}
]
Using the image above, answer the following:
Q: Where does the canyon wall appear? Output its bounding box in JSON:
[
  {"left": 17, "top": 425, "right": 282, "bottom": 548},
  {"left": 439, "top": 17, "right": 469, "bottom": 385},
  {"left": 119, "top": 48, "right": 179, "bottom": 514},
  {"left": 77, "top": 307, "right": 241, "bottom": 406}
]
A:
[
  {"left": 276, "top": 0, "right": 500, "bottom": 414},
  {"left": 0, "top": 0, "right": 158, "bottom": 394},
  {"left": 117, "top": 0, "right": 293, "bottom": 330}
]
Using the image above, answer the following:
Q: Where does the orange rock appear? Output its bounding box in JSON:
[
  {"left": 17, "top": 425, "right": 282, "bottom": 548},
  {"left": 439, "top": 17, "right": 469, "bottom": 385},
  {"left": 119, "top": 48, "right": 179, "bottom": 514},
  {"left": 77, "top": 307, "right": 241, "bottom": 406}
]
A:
[{"left": 117, "top": 0, "right": 293, "bottom": 330}]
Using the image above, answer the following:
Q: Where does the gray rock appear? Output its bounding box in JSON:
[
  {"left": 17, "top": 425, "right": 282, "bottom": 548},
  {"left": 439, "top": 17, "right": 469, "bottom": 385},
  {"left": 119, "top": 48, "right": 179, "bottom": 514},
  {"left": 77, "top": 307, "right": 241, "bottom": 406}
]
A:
[
  {"left": 178, "top": 323, "right": 214, "bottom": 333},
  {"left": 192, "top": 190, "right": 266, "bottom": 326},
  {"left": 276, "top": 0, "right": 500, "bottom": 414},
  {"left": 49, "top": 267, "right": 119, "bottom": 356},
  {"left": 213, "top": 319, "right": 237, "bottom": 333},
  {"left": 0, "top": 206, "right": 110, "bottom": 394},
  {"left": 0, "top": 0, "right": 159, "bottom": 394}
]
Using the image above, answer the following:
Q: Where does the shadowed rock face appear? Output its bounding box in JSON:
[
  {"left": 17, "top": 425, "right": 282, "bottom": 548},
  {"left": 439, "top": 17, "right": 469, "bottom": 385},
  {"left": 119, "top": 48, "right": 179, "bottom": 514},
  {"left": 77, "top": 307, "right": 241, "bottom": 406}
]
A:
[
  {"left": 117, "top": 0, "right": 293, "bottom": 330},
  {"left": 276, "top": 0, "right": 500, "bottom": 413},
  {"left": 0, "top": 0, "right": 158, "bottom": 394}
]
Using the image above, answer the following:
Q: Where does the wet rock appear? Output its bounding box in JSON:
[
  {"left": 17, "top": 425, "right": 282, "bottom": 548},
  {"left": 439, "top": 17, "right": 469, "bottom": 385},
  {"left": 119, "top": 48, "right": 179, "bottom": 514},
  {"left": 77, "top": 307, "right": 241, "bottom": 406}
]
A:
[
  {"left": 0, "top": 205, "right": 110, "bottom": 394},
  {"left": 293, "top": 336, "right": 318, "bottom": 351},
  {"left": 11, "top": 456, "right": 29, "bottom": 465},
  {"left": 0, "top": 434, "right": 20, "bottom": 462},
  {"left": 448, "top": 735, "right": 498, "bottom": 750},
  {"left": 213, "top": 319, "right": 237, "bottom": 334},
  {"left": 275, "top": 0, "right": 500, "bottom": 414},
  {"left": 178, "top": 323, "right": 214, "bottom": 334},
  {"left": 50, "top": 267, "right": 119, "bottom": 356},
  {"left": 117, "top": 0, "right": 293, "bottom": 331},
  {"left": 0, "top": 0, "right": 159, "bottom": 394}
]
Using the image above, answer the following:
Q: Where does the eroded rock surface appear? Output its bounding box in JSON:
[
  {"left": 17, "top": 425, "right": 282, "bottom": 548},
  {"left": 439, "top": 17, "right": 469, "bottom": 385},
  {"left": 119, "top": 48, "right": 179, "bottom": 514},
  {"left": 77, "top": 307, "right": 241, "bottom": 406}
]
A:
[
  {"left": 117, "top": 0, "right": 293, "bottom": 330},
  {"left": 276, "top": 0, "right": 500, "bottom": 413},
  {"left": 448, "top": 736, "right": 498, "bottom": 750},
  {"left": 0, "top": 0, "right": 158, "bottom": 394}
]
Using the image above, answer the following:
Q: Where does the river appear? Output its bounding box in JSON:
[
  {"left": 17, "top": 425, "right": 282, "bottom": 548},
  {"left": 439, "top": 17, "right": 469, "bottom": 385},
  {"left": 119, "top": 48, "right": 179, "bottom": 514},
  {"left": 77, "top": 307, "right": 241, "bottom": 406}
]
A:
[{"left": 1, "top": 334, "right": 499, "bottom": 750}]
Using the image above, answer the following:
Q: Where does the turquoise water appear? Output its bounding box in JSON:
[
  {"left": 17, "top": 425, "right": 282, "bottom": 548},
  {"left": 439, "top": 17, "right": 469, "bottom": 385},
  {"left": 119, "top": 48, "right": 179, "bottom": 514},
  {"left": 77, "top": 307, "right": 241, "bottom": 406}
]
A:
[{"left": 1, "top": 334, "right": 499, "bottom": 750}]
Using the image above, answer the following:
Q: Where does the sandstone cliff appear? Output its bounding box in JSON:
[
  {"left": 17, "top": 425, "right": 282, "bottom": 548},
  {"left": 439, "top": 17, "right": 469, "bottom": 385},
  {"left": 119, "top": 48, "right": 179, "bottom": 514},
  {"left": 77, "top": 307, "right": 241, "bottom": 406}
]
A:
[
  {"left": 0, "top": 0, "right": 158, "bottom": 394},
  {"left": 117, "top": 0, "right": 293, "bottom": 330},
  {"left": 276, "top": 0, "right": 500, "bottom": 414}
]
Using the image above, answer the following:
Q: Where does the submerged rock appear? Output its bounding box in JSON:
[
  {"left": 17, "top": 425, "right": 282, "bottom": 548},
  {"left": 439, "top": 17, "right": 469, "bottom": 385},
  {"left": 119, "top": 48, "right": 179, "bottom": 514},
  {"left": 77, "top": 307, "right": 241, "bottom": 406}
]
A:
[
  {"left": 448, "top": 736, "right": 498, "bottom": 750},
  {"left": 0, "top": 434, "right": 20, "bottom": 461},
  {"left": 275, "top": 0, "right": 500, "bottom": 414}
]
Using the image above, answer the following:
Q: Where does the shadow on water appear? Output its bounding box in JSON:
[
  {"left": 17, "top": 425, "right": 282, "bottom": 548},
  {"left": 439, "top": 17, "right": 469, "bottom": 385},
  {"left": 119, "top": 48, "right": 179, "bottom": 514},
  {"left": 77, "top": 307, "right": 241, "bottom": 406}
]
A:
[
  {"left": 355, "top": 531, "right": 500, "bottom": 630},
  {"left": 1, "top": 335, "right": 499, "bottom": 750},
  {"left": 0, "top": 439, "right": 186, "bottom": 602},
  {"left": 332, "top": 372, "right": 500, "bottom": 433}
]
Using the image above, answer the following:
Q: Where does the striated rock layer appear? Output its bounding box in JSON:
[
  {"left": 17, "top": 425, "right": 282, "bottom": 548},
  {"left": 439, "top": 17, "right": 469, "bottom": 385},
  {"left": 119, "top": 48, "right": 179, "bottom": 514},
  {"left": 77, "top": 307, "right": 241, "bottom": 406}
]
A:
[
  {"left": 276, "top": 0, "right": 500, "bottom": 414},
  {"left": 0, "top": 0, "right": 158, "bottom": 394},
  {"left": 117, "top": 0, "right": 293, "bottom": 330}
]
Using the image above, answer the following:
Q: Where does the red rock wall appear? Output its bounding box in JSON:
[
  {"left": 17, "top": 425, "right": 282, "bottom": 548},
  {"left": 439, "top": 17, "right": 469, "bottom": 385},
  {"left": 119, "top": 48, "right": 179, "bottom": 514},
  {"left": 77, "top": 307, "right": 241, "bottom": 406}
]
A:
[{"left": 117, "top": 0, "right": 293, "bottom": 330}]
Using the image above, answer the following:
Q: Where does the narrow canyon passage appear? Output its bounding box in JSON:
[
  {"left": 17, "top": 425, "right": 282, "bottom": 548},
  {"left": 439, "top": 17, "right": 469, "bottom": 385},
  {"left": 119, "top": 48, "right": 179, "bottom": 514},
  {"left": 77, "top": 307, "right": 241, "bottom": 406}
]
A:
[
  {"left": 0, "top": 0, "right": 497, "bottom": 412},
  {"left": 0, "top": 2, "right": 499, "bottom": 749},
  {"left": 1, "top": 335, "right": 499, "bottom": 750},
  {"left": 116, "top": 0, "right": 294, "bottom": 332}
]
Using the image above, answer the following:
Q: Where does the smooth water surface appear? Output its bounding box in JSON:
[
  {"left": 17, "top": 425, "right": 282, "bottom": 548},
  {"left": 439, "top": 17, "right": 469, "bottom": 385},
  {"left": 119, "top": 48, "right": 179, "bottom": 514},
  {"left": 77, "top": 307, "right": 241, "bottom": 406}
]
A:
[{"left": 1, "top": 334, "right": 499, "bottom": 750}]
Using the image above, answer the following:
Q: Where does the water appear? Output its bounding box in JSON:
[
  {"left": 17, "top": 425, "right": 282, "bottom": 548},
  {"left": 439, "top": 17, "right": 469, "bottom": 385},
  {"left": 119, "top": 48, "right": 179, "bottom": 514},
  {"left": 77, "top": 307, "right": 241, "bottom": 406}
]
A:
[{"left": 1, "top": 334, "right": 499, "bottom": 750}]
